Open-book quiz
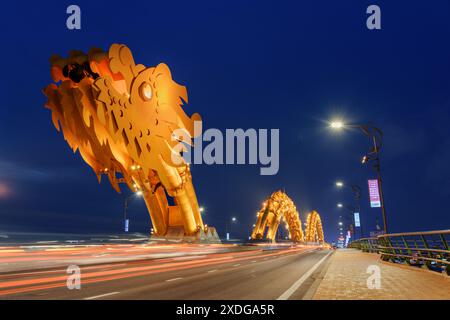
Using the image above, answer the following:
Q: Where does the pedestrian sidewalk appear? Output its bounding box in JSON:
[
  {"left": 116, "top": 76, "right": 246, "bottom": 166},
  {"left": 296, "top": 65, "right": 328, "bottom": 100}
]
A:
[{"left": 313, "top": 249, "right": 450, "bottom": 300}]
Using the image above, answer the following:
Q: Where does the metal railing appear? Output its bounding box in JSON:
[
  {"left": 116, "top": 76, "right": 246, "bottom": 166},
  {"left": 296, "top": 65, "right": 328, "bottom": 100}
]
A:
[
  {"left": 348, "top": 237, "right": 379, "bottom": 253},
  {"left": 349, "top": 230, "right": 450, "bottom": 275}
]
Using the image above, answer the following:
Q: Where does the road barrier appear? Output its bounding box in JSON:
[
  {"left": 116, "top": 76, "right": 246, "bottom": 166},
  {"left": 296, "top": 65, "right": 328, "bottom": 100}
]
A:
[{"left": 349, "top": 230, "right": 450, "bottom": 275}]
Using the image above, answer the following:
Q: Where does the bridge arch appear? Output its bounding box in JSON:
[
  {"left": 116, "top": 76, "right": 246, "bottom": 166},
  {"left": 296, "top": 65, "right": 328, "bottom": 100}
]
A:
[
  {"left": 251, "top": 191, "right": 304, "bottom": 242},
  {"left": 305, "top": 210, "right": 324, "bottom": 243}
]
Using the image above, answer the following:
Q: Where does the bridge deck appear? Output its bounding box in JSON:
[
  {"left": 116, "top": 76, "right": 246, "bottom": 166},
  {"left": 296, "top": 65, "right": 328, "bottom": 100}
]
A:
[{"left": 313, "top": 249, "right": 450, "bottom": 300}]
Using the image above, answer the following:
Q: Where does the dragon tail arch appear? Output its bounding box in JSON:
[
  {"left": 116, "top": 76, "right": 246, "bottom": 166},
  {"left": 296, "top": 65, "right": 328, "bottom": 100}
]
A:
[
  {"left": 305, "top": 210, "right": 324, "bottom": 243},
  {"left": 251, "top": 190, "right": 304, "bottom": 242}
]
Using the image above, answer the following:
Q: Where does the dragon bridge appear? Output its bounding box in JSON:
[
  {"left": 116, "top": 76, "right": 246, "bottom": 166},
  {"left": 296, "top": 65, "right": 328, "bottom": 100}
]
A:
[
  {"left": 250, "top": 191, "right": 324, "bottom": 243},
  {"left": 251, "top": 191, "right": 304, "bottom": 242},
  {"left": 43, "top": 44, "right": 219, "bottom": 242}
]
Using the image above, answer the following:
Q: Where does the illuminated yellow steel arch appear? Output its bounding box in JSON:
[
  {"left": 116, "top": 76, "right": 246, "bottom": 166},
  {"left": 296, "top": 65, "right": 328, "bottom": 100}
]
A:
[
  {"left": 305, "top": 210, "right": 324, "bottom": 243},
  {"left": 251, "top": 191, "right": 304, "bottom": 242}
]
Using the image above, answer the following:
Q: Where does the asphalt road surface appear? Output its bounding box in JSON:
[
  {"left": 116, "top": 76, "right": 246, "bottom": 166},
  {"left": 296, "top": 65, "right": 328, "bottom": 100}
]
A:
[{"left": 0, "top": 245, "right": 332, "bottom": 300}]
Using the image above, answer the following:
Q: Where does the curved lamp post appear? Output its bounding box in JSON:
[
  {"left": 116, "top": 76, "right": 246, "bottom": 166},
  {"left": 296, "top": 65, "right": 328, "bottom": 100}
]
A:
[{"left": 330, "top": 121, "right": 388, "bottom": 234}]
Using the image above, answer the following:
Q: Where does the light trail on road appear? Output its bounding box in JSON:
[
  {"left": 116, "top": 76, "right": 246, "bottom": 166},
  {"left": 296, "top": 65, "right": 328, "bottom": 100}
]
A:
[{"left": 0, "top": 243, "right": 327, "bottom": 298}]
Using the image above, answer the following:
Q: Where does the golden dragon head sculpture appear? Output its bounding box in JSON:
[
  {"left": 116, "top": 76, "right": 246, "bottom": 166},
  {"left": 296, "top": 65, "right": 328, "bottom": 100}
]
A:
[
  {"left": 43, "top": 44, "right": 214, "bottom": 240},
  {"left": 43, "top": 43, "right": 200, "bottom": 194}
]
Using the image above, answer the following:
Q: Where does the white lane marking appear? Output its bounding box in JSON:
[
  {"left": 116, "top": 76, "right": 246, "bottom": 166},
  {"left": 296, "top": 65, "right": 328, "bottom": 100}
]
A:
[
  {"left": 251, "top": 260, "right": 257, "bottom": 263},
  {"left": 233, "top": 264, "right": 241, "bottom": 267},
  {"left": 208, "top": 269, "right": 217, "bottom": 273},
  {"left": 83, "top": 291, "right": 120, "bottom": 300},
  {"left": 166, "top": 277, "right": 183, "bottom": 282},
  {"left": 277, "top": 251, "right": 332, "bottom": 300}
]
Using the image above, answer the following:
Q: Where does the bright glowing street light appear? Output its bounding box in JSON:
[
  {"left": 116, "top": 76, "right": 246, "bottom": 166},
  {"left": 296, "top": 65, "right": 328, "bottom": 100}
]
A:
[
  {"left": 330, "top": 120, "right": 344, "bottom": 130},
  {"left": 231, "top": 217, "right": 237, "bottom": 222},
  {"left": 135, "top": 190, "right": 143, "bottom": 196},
  {"left": 199, "top": 206, "right": 205, "bottom": 213},
  {"left": 361, "top": 155, "right": 369, "bottom": 164},
  {"left": 339, "top": 222, "right": 343, "bottom": 226},
  {"left": 335, "top": 181, "right": 344, "bottom": 188},
  {"left": 337, "top": 203, "right": 343, "bottom": 208}
]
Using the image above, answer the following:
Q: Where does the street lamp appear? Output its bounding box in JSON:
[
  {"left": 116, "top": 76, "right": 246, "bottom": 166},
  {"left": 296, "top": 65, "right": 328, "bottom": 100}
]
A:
[
  {"left": 225, "top": 217, "right": 237, "bottom": 240},
  {"left": 350, "top": 185, "right": 363, "bottom": 238},
  {"left": 330, "top": 121, "right": 344, "bottom": 129},
  {"left": 338, "top": 203, "right": 364, "bottom": 242},
  {"left": 330, "top": 120, "right": 388, "bottom": 234},
  {"left": 335, "top": 181, "right": 363, "bottom": 238},
  {"left": 337, "top": 203, "right": 343, "bottom": 208},
  {"left": 123, "top": 190, "right": 143, "bottom": 232},
  {"left": 335, "top": 181, "right": 344, "bottom": 188},
  {"left": 199, "top": 206, "right": 205, "bottom": 213}
]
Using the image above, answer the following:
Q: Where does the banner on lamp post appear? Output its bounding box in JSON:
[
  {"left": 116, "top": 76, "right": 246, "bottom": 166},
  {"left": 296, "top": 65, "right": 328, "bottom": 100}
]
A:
[
  {"left": 354, "top": 212, "right": 361, "bottom": 227},
  {"left": 368, "top": 179, "right": 381, "bottom": 208}
]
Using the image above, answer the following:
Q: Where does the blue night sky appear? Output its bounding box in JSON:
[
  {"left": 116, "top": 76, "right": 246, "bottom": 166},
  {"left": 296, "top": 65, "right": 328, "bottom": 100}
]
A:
[{"left": 0, "top": 1, "right": 449, "bottom": 242}]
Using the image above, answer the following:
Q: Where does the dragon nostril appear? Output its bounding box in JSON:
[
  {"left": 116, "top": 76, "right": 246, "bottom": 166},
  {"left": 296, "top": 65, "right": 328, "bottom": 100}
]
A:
[
  {"left": 63, "top": 62, "right": 99, "bottom": 83},
  {"left": 62, "top": 65, "right": 70, "bottom": 77},
  {"left": 68, "top": 64, "right": 86, "bottom": 83}
]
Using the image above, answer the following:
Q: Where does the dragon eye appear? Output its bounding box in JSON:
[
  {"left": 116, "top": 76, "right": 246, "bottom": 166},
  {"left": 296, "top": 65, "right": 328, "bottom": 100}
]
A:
[{"left": 139, "top": 82, "right": 152, "bottom": 101}]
